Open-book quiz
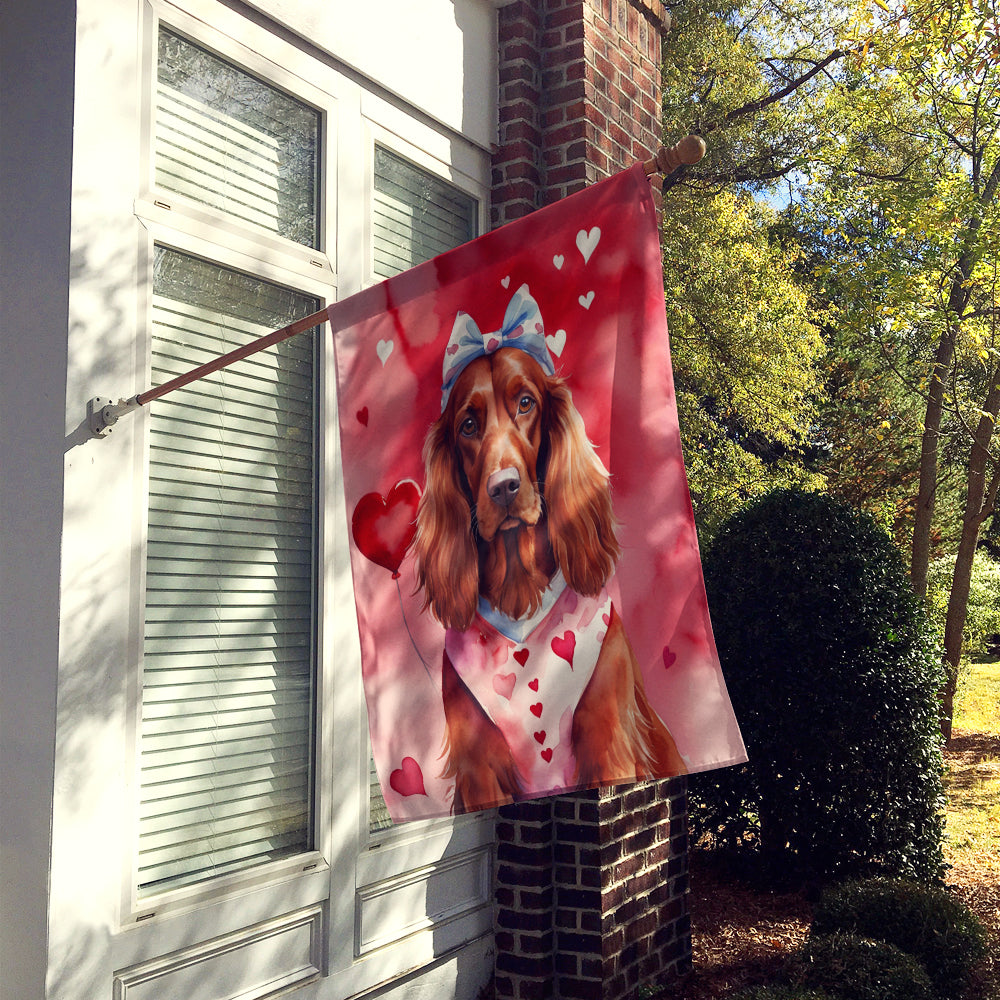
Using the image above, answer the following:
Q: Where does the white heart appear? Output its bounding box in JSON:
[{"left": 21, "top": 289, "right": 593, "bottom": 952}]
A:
[
  {"left": 576, "top": 227, "right": 601, "bottom": 264},
  {"left": 546, "top": 329, "right": 567, "bottom": 357},
  {"left": 501, "top": 275, "right": 511, "bottom": 288},
  {"left": 553, "top": 254, "right": 565, "bottom": 270},
  {"left": 578, "top": 291, "right": 595, "bottom": 310},
  {"left": 376, "top": 339, "right": 394, "bottom": 366}
]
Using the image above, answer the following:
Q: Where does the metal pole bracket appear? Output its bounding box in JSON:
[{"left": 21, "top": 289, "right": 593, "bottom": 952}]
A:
[{"left": 87, "top": 396, "right": 140, "bottom": 438}]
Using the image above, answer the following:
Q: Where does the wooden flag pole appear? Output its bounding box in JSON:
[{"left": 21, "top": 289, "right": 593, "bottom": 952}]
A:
[
  {"left": 87, "top": 137, "right": 706, "bottom": 437},
  {"left": 642, "top": 134, "right": 706, "bottom": 177}
]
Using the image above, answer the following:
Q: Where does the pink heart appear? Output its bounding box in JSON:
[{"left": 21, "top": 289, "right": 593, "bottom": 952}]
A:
[
  {"left": 357, "top": 406, "right": 369, "bottom": 426},
  {"left": 446, "top": 344, "right": 460, "bottom": 355},
  {"left": 514, "top": 649, "right": 530, "bottom": 667},
  {"left": 540, "top": 748, "right": 553, "bottom": 763},
  {"left": 528, "top": 678, "right": 539, "bottom": 692},
  {"left": 603, "top": 612, "right": 611, "bottom": 626},
  {"left": 551, "top": 631, "right": 576, "bottom": 667},
  {"left": 530, "top": 703, "right": 543, "bottom": 718},
  {"left": 533, "top": 730, "right": 546, "bottom": 744},
  {"left": 389, "top": 756, "right": 426, "bottom": 797},
  {"left": 662, "top": 646, "right": 677, "bottom": 670},
  {"left": 493, "top": 672, "right": 516, "bottom": 700}
]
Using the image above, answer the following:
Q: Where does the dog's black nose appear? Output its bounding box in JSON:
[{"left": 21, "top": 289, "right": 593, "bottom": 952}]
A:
[{"left": 487, "top": 467, "right": 521, "bottom": 506}]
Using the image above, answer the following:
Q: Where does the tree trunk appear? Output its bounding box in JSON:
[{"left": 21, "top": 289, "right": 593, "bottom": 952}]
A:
[
  {"left": 940, "top": 374, "right": 1000, "bottom": 741},
  {"left": 911, "top": 160, "right": 1000, "bottom": 597},
  {"left": 910, "top": 329, "right": 955, "bottom": 598}
]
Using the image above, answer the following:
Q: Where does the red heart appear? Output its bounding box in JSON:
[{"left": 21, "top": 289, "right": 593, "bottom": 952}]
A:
[
  {"left": 528, "top": 678, "right": 539, "bottom": 691},
  {"left": 493, "top": 672, "right": 516, "bottom": 700},
  {"left": 551, "top": 631, "right": 576, "bottom": 667},
  {"left": 662, "top": 646, "right": 677, "bottom": 670},
  {"left": 540, "top": 748, "right": 553, "bottom": 763},
  {"left": 357, "top": 406, "right": 369, "bottom": 426},
  {"left": 533, "top": 730, "right": 546, "bottom": 744},
  {"left": 389, "top": 756, "right": 426, "bottom": 797},
  {"left": 530, "top": 702, "right": 543, "bottom": 717},
  {"left": 352, "top": 480, "right": 421, "bottom": 579},
  {"left": 513, "top": 649, "right": 530, "bottom": 667}
]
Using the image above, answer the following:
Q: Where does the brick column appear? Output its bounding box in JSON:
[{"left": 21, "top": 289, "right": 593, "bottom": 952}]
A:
[
  {"left": 493, "top": 0, "right": 668, "bottom": 225},
  {"left": 491, "top": 4, "right": 691, "bottom": 998}
]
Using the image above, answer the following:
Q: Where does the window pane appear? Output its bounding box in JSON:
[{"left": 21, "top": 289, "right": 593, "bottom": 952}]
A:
[
  {"left": 369, "top": 150, "right": 478, "bottom": 831},
  {"left": 156, "top": 28, "right": 320, "bottom": 248},
  {"left": 139, "top": 247, "right": 318, "bottom": 895},
  {"left": 372, "top": 146, "right": 477, "bottom": 279}
]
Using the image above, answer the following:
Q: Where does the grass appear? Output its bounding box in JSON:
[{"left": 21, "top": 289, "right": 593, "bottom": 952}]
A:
[
  {"left": 954, "top": 658, "right": 1000, "bottom": 734},
  {"left": 943, "top": 658, "right": 1000, "bottom": 1000},
  {"left": 945, "top": 659, "right": 1000, "bottom": 868}
]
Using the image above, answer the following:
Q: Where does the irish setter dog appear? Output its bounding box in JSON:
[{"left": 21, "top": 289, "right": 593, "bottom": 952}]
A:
[{"left": 413, "top": 347, "right": 685, "bottom": 813}]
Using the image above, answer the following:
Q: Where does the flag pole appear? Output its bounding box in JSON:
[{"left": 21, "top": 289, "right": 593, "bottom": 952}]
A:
[
  {"left": 642, "top": 134, "right": 706, "bottom": 177},
  {"left": 87, "top": 135, "right": 706, "bottom": 438}
]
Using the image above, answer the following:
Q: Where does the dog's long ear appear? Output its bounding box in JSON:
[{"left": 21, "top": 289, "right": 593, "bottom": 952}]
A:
[
  {"left": 413, "top": 417, "right": 480, "bottom": 630},
  {"left": 543, "top": 378, "right": 620, "bottom": 595}
]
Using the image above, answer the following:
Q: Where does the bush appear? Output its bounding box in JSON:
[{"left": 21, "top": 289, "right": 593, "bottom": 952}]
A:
[
  {"left": 693, "top": 489, "right": 946, "bottom": 882},
  {"left": 792, "top": 933, "right": 934, "bottom": 1000},
  {"left": 811, "top": 878, "right": 988, "bottom": 998},
  {"left": 927, "top": 550, "right": 1000, "bottom": 659}
]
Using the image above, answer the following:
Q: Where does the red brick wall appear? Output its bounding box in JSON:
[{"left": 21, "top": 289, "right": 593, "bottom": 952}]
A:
[
  {"left": 490, "top": 9, "right": 689, "bottom": 997},
  {"left": 494, "top": 782, "right": 691, "bottom": 1000},
  {"left": 492, "top": 0, "right": 668, "bottom": 227}
]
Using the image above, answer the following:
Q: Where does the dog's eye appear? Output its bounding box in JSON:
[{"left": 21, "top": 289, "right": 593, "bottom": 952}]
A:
[
  {"left": 459, "top": 415, "right": 478, "bottom": 437},
  {"left": 517, "top": 395, "right": 536, "bottom": 414}
]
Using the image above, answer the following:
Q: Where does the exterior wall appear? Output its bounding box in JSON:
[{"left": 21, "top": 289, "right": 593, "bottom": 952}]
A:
[
  {"left": 1, "top": 1, "right": 497, "bottom": 998},
  {"left": 0, "top": 1, "right": 76, "bottom": 995},
  {"left": 491, "top": 3, "right": 693, "bottom": 998}
]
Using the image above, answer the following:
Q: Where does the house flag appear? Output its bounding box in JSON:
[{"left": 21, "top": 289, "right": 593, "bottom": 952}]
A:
[{"left": 330, "top": 163, "right": 746, "bottom": 821}]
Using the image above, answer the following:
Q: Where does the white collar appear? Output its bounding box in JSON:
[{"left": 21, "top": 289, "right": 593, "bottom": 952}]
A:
[{"left": 477, "top": 570, "right": 567, "bottom": 643}]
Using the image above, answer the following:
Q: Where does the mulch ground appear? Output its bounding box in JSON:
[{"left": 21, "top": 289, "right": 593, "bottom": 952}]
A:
[{"left": 657, "top": 734, "right": 1000, "bottom": 999}]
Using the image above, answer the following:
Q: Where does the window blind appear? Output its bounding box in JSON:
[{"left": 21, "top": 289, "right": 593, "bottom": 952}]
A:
[
  {"left": 372, "top": 146, "right": 477, "bottom": 280},
  {"left": 368, "top": 148, "right": 478, "bottom": 831},
  {"left": 138, "top": 248, "right": 319, "bottom": 895},
  {"left": 156, "top": 28, "right": 320, "bottom": 248}
]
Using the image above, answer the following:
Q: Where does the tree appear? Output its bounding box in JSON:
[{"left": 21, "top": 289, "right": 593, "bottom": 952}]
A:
[
  {"left": 659, "top": 1, "right": 845, "bottom": 538},
  {"left": 659, "top": 1, "right": 998, "bottom": 736},
  {"left": 661, "top": 188, "right": 825, "bottom": 538},
  {"left": 801, "top": 0, "right": 1000, "bottom": 735}
]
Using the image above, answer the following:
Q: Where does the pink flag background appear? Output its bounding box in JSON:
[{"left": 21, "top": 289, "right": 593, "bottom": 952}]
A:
[{"left": 330, "top": 164, "right": 746, "bottom": 821}]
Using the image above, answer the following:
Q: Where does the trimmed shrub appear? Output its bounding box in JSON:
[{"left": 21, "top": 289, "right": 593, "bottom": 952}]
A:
[
  {"left": 693, "top": 489, "right": 946, "bottom": 882},
  {"left": 793, "top": 933, "right": 934, "bottom": 1000},
  {"left": 812, "top": 878, "right": 988, "bottom": 998}
]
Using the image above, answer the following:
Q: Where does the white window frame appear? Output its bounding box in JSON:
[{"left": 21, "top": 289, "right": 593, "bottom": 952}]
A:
[{"left": 111, "top": 0, "right": 496, "bottom": 992}]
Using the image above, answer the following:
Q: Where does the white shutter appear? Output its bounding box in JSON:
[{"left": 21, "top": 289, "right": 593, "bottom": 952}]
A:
[
  {"left": 138, "top": 248, "right": 319, "bottom": 895},
  {"left": 368, "top": 147, "right": 478, "bottom": 831}
]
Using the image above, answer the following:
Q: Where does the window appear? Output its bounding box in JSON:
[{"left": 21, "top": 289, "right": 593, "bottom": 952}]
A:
[
  {"left": 372, "top": 145, "right": 477, "bottom": 279},
  {"left": 155, "top": 28, "right": 320, "bottom": 247},
  {"left": 367, "top": 147, "right": 478, "bottom": 833},
  {"left": 136, "top": 26, "right": 323, "bottom": 897},
  {"left": 119, "top": 7, "right": 493, "bottom": 992},
  {"left": 139, "top": 248, "right": 319, "bottom": 895}
]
